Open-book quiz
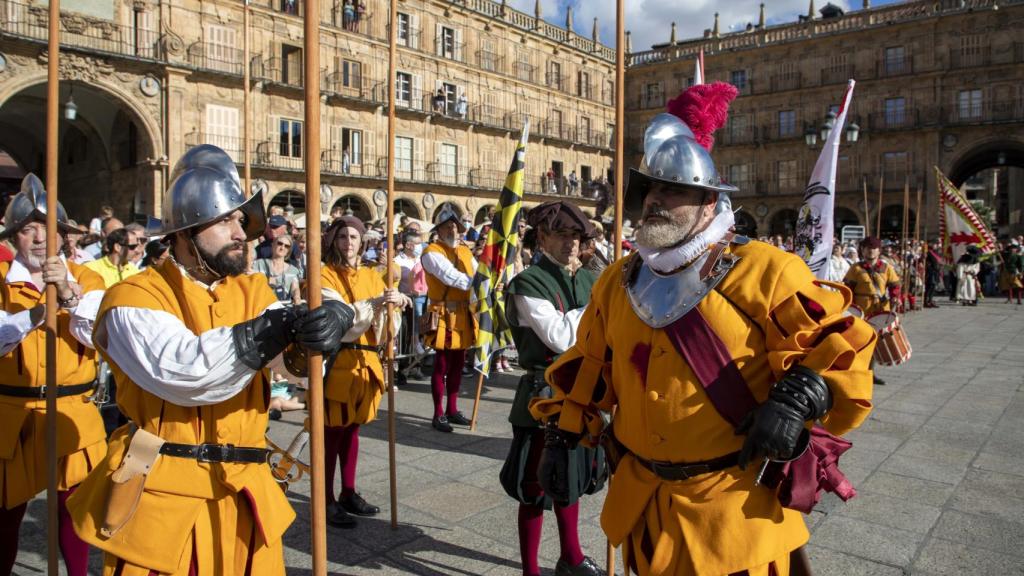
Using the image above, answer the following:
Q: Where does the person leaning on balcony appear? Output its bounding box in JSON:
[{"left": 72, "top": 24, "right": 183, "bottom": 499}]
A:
[
  {"left": 0, "top": 175, "right": 107, "bottom": 576},
  {"left": 420, "top": 206, "right": 478, "bottom": 433}
]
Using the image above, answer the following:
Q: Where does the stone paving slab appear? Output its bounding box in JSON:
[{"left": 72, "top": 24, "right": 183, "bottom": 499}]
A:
[{"left": 11, "top": 300, "right": 1024, "bottom": 575}]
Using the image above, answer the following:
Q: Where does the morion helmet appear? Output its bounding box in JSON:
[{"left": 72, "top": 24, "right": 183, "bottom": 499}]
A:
[
  {"left": 149, "top": 144, "right": 265, "bottom": 240},
  {"left": 0, "top": 174, "right": 76, "bottom": 239}
]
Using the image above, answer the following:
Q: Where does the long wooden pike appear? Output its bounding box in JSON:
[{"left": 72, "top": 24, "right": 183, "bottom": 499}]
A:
[
  {"left": 385, "top": 0, "right": 399, "bottom": 530},
  {"left": 243, "top": 0, "right": 251, "bottom": 197},
  {"left": 901, "top": 177, "right": 910, "bottom": 307},
  {"left": 301, "top": 0, "right": 327, "bottom": 571},
  {"left": 862, "top": 177, "right": 870, "bottom": 237},
  {"left": 44, "top": 0, "right": 60, "bottom": 572},
  {"left": 609, "top": 2, "right": 625, "bottom": 575},
  {"left": 876, "top": 174, "right": 884, "bottom": 238}
]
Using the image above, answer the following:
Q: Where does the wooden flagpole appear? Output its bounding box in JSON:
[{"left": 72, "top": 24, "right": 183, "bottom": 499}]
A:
[
  {"left": 876, "top": 174, "right": 884, "bottom": 239},
  {"left": 862, "top": 177, "right": 870, "bottom": 237},
  {"left": 901, "top": 178, "right": 910, "bottom": 310},
  {"left": 609, "top": 3, "right": 625, "bottom": 575},
  {"left": 385, "top": 0, "right": 399, "bottom": 529},
  {"left": 44, "top": 0, "right": 61, "bottom": 572},
  {"left": 302, "top": 0, "right": 327, "bottom": 571}
]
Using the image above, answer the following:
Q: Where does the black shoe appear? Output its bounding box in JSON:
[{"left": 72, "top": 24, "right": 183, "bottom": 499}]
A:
[
  {"left": 340, "top": 492, "right": 380, "bottom": 517},
  {"left": 446, "top": 411, "right": 471, "bottom": 426},
  {"left": 406, "top": 368, "right": 424, "bottom": 380},
  {"left": 327, "top": 506, "right": 357, "bottom": 529},
  {"left": 555, "top": 556, "right": 601, "bottom": 576},
  {"left": 873, "top": 375, "right": 886, "bottom": 386},
  {"left": 269, "top": 409, "right": 282, "bottom": 421},
  {"left": 432, "top": 416, "right": 454, "bottom": 433}
]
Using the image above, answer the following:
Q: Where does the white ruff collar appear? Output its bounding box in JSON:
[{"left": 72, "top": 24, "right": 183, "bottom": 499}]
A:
[{"left": 637, "top": 210, "right": 735, "bottom": 273}]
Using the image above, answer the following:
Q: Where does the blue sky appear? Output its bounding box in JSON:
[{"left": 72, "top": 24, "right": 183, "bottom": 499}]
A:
[{"left": 507, "top": 0, "right": 906, "bottom": 51}]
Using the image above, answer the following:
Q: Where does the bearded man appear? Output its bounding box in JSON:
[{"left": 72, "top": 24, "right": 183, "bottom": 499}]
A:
[
  {"left": 420, "top": 206, "right": 478, "bottom": 433},
  {"left": 0, "top": 175, "right": 107, "bottom": 576},
  {"left": 530, "top": 83, "right": 877, "bottom": 576},
  {"left": 68, "top": 145, "right": 354, "bottom": 575}
]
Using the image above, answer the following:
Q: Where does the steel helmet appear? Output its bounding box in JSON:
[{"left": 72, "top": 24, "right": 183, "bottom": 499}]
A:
[
  {"left": 0, "top": 173, "right": 76, "bottom": 239},
  {"left": 624, "top": 113, "right": 737, "bottom": 218},
  {"left": 149, "top": 144, "right": 265, "bottom": 240},
  {"left": 432, "top": 204, "right": 466, "bottom": 233}
]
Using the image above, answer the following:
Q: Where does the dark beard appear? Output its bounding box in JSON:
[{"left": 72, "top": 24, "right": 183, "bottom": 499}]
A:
[{"left": 198, "top": 241, "right": 247, "bottom": 277}]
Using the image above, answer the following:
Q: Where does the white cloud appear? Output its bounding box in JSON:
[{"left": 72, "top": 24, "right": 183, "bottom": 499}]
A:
[{"left": 500, "top": 0, "right": 883, "bottom": 52}]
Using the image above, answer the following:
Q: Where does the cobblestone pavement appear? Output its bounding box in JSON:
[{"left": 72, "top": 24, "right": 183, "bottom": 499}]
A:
[{"left": 12, "top": 299, "right": 1024, "bottom": 575}]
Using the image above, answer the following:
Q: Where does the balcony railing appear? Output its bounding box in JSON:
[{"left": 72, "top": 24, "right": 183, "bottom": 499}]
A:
[
  {"left": 187, "top": 42, "right": 244, "bottom": 75},
  {"left": 545, "top": 72, "right": 568, "bottom": 91},
  {"left": 251, "top": 0, "right": 305, "bottom": 17},
  {"left": 950, "top": 47, "right": 991, "bottom": 69},
  {"left": 763, "top": 124, "right": 801, "bottom": 142},
  {"left": 258, "top": 57, "right": 304, "bottom": 87},
  {"left": 947, "top": 98, "right": 1024, "bottom": 124},
  {"left": 322, "top": 71, "right": 372, "bottom": 101},
  {"left": 326, "top": 2, "right": 371, "bottom": 36},
  {"left": 719, "top": 126, "right": 756, "bottom": 146},
  {"left": 434, "top": 38, "right": 466, "bottom": 63},
  {"left": 769, "top": 73, "right": 802, "bottom": 92},
  {"left": 0, "top": 0, "right": 162, "bottom": 61},
  {"left": 371, "top": 82, "right": 427, "bottom": 112},
  {"left": 821, "top": 65, "right": 854, "bottom": 86},
  {"left": 878, "top": 56, "right": 913, "bottom": 77},
  {"left": 476, "top": 50, "right": 504, "bottom": 73},
  {"left": 639, "top": 93, "right": 664, "bottom": 110},
  {"left": 513, "top": 62, "right": 536, "bottom": 83}
]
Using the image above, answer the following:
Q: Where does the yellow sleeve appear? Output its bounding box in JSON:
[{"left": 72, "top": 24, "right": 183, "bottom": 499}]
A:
[
  {"left": 887, "top": 264, "right": 901, "bottom": 288},
  {"left": 765, "top": 258, "right": 876, "bottom": 436},
  {"left": 530, "top": 266, "right": 618, "bottom": 444}
]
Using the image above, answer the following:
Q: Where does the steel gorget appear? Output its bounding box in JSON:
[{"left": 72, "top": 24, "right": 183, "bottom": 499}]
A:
[{"left": 626, "top": 236, "right": 745, "bottom": 328}]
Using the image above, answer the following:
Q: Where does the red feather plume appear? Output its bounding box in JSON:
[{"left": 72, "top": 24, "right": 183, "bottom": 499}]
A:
[{"left": 665, "top": 81, "right": 739, "bottom": 152}]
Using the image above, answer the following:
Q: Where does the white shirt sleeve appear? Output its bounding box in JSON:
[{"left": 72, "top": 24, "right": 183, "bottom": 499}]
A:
[
  {"left": 322, "top": 287, "right": 375, "bottom": 342},
  {"left": 421, "top": 251, "right": 473, "bottom": 291},
  {"left": 68, "top": 289, "right": 104, "bottom": 349},
  {"left": 97, "top": 304, "right": 286, "bottom": 407},
  {"left": 0, "top": 309, "right": 43, "bottom": 357},
  {"left": 513, "top": 294, "right": 586, "bottom": 354}
]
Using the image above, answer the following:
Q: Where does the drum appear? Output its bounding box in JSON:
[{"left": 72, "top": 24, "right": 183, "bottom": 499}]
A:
[
  {"left": 867, "top": 312, "right": 912, "bottom": 366},
  {"left": 845, "top": 305, "right": 864, "bottom": 319}
]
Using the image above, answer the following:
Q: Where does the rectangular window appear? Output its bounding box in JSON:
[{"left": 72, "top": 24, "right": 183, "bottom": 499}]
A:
[
  {"left": 479, "top": 37, "right": 498, "bottom": 72},
  {"left": 884, "top": 46, "right": 907, "bottom": 75},
  {"left": 440, "top": 143, "right": 458, "bottom": 183},
  {"left": 884, "top": 97, "right": 906, "bottom": 127},
  {"left": 959, "top": 35, "right": 984, "bottom": 66},
  {"left": 730, "top": 70, "right": 747, "bottom": 91},
  {"left": 396, "top": 71, "right": 412, "bottom": 105},
  {"left": 281, "top": 44, "right": 302, "bottom": 86},
  {"left": 340, "top": 59, "right": 361, "bottom": 89},
  {"left": 204, "top": 26, "right": 237, "bottom": 73},
  {"left": 958, "top": 89, "right": 983, "bottom": 120},
  {"left": 777, "top": 159, "right": 797, "bottom": 191},
  {"left": 440, "top": 26, "right": 456, "bottom": 59},
  {"left": 397, "top": 12, "right": 411, "bottom": 46},
  {"left": 280, "top": 0, "right": 299, "bottom": 15},
  {"left": 548, "top": 61, "right": 563, "bottom": 90},
  {"left": 205, "top": 104, "right": 239, "bottom": 160},
  {"left": 729, "top": 114, "right": 750, "bottom": 142},
  {"left": 644, "top": 82, "right": 662, "bottom": 108},
  {"left": 515, "top": 52, "right": 534, "bottom": 82},
  {"left": 279, "top": 118, "right": 303, "bottom": 158},
  {"left": 778, "top": 110, "right": 796, "bottom": 138},
  {"left": 729, "top": 163, "right": 750, "bottom": 187},
  {"left": 579, "top": 116, "right": 591, "bottom": 143},
  {"left": 395, "top": 136, "right": 413, "bottom": 177},
  {"left": 580, "top": 165, "right": 592, "bottom": 183},
  {"left": 549, "top": 109, "right": 563, "bottom": 139},
  {"left": 339, "top": 127, "right": 362, "bottom": 166},
  {"left": 577, "top": 71, "right": 591, "bottom": 98}
]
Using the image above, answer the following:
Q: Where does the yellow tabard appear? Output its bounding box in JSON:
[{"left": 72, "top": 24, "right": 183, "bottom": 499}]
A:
[
  {"left": 0, "top": 260, "right": 107, "bottom": 508},
  {"left": 67, "top": 260, "right": 295, "bottom": 574},
  {"left": 422, "top": 242, "right": 476, "bottom": 350},
  {"left": 844, "top": 260, "right": 900, "bottom": 316},
  {"left": 532, "top": 240, "right": 876, "bottom": 576},
  {"left": 322, "top": 264, "right": 385, "bottom": 427}
]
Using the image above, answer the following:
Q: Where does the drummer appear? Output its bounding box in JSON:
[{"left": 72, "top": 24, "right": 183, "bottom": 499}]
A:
[{"left": 844, "top": 236, "right": 901, "bottom": 385}]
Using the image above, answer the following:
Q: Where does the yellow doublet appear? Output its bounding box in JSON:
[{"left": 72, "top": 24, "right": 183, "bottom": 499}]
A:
[
  {"left": 0, "top": 261, "right": 107, "bottom": 508},
  {"left": 422, "top": 242, "right": 476, "bottom": 350},
  {"left": 532, "top": 241, "right": 876, "bottom": 576},
  {"left": 322, "top": 265, "right": 386, "bottom": 427},
  {"left": 844, "top": 261, "right": 900, "bottom": 316},
  {"left": 67, "top": 261, "right": 293, "bottom": 575}
]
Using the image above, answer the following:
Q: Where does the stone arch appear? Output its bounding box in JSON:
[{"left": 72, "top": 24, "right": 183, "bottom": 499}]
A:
[
  {"left": 835, "top": 206, "right": 862, "bottom": 231},
  {"left": 269, "top": 189, "right": 305, "bottom": 215},
  {"left": 474, "top": 204, "right": 496, "bottom": 225},
  {"left": 946, "top": 137, "right": 1024, "bottom": 188},
  {"left": 878, "top": 205, "right": 916, "bottom": 240},
  {"left": 332, "top": 194, "right": 373, "bottom": 222},
  {"left": 769, "top": 208, "right": 799, "bottom": 237},
  {"left": 393, "top": 197, "right": 420, "bottom": 219},
  {"left": 0, "top": 76, "right": 162, "bottom": 221},
  {"left": 735, "top": 210, "right": 758, "bottom": 237},
  {"left": 432, "top": 201, "right": 463, "bottom": 221}
]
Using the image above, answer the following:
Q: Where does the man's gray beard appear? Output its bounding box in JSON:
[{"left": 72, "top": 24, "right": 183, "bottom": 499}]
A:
[
  {"left": 441, "top": 236, "right": 457, "bottom": 248},
  {"left": 635, "top": 219, "right": 693, "bottom": 250}
]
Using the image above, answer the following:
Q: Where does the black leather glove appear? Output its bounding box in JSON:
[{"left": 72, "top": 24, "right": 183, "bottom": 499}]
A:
[
  {"left": 293, "top": 299, "right": 355, "bottom": 354},
  {"left": 537, "top": 421, "right": 580, "bottom": 505},
  {"left": 232, "top": 305, "right": 306, "bottom": 370},
  {"left": 737, "top": 365, "right": 831, "bottom": 469}
]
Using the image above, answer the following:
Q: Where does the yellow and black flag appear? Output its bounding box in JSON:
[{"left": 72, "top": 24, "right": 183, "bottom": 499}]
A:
[{"left": 471, "top": 121, "right": 529, "bottom": 376}]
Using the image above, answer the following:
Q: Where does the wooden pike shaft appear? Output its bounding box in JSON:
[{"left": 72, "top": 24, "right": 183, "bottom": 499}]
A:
[
  {"left": 45, "top": 0, "right": 60, "bottom": 572},
  {"left": 302, "top": 0, "right": 327, "bottom": 571},
  {"left": 876, "top": 174, "right": 884, "bottom": 238},
  {"left": 863, "top": 178, "right": 870, "bottom": 237},
  {"left": 386, "top": 0, "right": 399, "bottom": 530},
  {"left": 243, "top": 0, "right": 251, "bottom": 197},
  {"left": 613, "top": 0, "right": 625, "bottom": 261}
]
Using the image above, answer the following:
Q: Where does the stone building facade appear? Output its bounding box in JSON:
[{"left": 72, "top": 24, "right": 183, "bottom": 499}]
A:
[
  {"left": 625, "top": 0, "right": 1024, "bottom": 239},
  {"left": 0, "top": 0, "right": 615, "bottom": 224}
]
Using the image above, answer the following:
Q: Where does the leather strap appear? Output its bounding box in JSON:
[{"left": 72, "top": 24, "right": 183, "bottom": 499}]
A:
[
  {"left": 699, "top": 232, "right": 735, "bottom": 281},
  {"left": 0, "top": 382, "right": 95, "bottom": 399},
  {"left": 632, "top": 450, "right": 741, "bottom": 482},
  {"left": 158, "top": 442, "right": 270, "bottom": 464},
  {"left": 339, "top": 342, "right": 383, "bottom": 353}
]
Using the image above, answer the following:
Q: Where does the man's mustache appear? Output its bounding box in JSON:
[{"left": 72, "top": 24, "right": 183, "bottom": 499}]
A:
[{"left": 642, "top": 208, "right": 673, "bottom": 221}]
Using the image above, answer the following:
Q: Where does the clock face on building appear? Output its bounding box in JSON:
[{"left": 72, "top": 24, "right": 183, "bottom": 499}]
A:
[
  {"left": 252, "top": 179, "right": 269, "bottom": 197},
  {"left": 373, "top": 188, "right": 387, "bottom": 208},
  {"left": 942, "top": 133, "right": 958, "bottom": 149},
  {"left": 755, "top": 204, "right": 769, "bottom": 217},
  {"left": 319, "top": 184, "right": 332, "bottom": 204},
  {"left": 422, "top": 192, "right": 435, "bottom": 209}
]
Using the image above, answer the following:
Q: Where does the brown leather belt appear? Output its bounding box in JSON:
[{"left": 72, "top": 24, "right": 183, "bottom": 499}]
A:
[
  {"left": 158, "top": 442, "right": 270, "bottom": 464},
  {"left": 633, "top": 451, "right": 740, "bottom": 482},
  {"left": 339, "top": 343, "right": 383, "bottom": 353},
  {"left": 0, "top": 382, "right": 95, "bottom": 399}
]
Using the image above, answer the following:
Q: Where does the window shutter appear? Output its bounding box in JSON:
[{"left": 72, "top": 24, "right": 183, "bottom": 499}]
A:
[
  {"left": 413, "top": 74, "right": 422, "bottom": 109},
  {"left": 454, "top": 28, "right": 463, "bottom": 61},
  {"left": 364, "top": 130, "right": 375, "bottom": 175},
  {"left": 411, "top": 14, "right": 420, "bottom": 48},
  {"left": 414, "top": 138, "right": 424, "bottom": 176},
  {"left": 435, "top": 23, "right": 443, "bottom": 56},
  {"left": 458, "top": 144, "right": 466, "bottom": 182}
]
